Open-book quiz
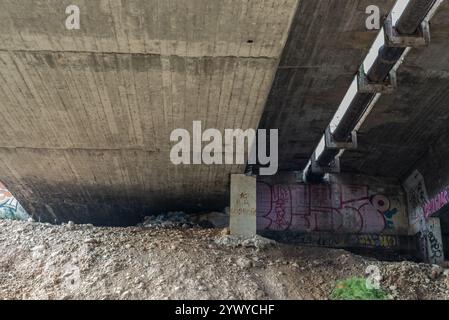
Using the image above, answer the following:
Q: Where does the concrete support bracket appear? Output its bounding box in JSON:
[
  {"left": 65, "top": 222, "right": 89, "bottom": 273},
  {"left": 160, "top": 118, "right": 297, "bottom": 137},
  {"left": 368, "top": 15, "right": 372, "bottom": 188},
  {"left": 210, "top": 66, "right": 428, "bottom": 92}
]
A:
[
  {"left": 384, "top": 14, "right": 430, "bottom": 48},
  {"left": 310, "top": 152, "right": 341, "bottom": 174},
  {"left": 357, "top": 64, "right": 397, "bottom": 94},
  {"left": 325, "top": 126, "right": 358, "bottom": 150}
]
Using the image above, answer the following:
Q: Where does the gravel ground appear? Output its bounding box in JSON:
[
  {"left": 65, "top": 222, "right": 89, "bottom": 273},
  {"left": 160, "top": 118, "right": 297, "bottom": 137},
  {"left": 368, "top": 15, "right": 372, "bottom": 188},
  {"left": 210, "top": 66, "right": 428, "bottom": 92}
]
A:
[{"left": 1, "top": 219, "right": 449, "bottom": 300}]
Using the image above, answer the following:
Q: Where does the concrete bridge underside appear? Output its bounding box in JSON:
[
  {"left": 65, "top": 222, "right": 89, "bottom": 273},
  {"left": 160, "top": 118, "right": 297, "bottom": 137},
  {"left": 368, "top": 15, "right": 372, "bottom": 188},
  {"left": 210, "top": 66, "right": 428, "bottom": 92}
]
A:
[
  {"left": 261, "top": 0, "right": 449, "bottom": 199},
  {"left": 0, "top": 0, "right": 300, "bottom": 225},
  {"left": 341, "top": 1, "right": 449, "bottom": 196},
  {"left": 0, "top": 0, "right": 447, "bottom": 226}
]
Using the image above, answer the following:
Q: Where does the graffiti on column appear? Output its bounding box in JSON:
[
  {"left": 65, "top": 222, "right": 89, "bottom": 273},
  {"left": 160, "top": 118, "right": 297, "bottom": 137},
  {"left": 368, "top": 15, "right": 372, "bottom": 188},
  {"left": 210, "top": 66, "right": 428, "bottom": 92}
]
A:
[
  {"left": 404, "top": 170, "right": 445, "bottom": 264},
  {"left": 419, "top": 218, "right": 445, "bottom": 265},
  {"left": 422, "top": 187, "right": 449, "bottom": 219},
  {"left": 404, "top": 173, "right": 449, "bottom": 222},
  {"left": 427, "top": 230, "right": 443, "bottom": 263},
  {"left": 257, "top": 182, "right": 400, "bottom": 234},
  {"left": 403, "top": 170, "right": 429, "bottom": 234},
  {"left": 0, "top": 182, "right": 29, "bottom": 220}
]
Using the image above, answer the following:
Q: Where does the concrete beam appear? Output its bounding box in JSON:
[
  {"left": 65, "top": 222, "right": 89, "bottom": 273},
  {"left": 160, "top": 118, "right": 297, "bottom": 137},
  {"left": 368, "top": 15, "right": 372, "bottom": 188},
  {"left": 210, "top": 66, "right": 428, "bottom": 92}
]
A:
[
  {"left": 341, "top": 1, "right": 449, "bottom": 178},
  {"left": 258, "top": 0, "right": 395, "bottom": 171}
]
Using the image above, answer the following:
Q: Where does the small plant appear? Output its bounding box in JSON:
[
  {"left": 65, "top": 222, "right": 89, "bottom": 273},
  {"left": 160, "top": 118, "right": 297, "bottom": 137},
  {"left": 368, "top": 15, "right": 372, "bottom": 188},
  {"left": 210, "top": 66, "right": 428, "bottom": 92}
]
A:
[{"left": 330, "top": 277, "right": 390, "bottom": 300}]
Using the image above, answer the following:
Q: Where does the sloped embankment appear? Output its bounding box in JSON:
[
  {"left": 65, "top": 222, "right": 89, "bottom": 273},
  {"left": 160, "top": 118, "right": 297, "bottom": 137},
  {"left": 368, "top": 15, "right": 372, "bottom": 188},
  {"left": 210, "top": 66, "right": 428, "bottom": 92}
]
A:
[{"left": 0, "top": 220, "right": 448, "bottom": 300}]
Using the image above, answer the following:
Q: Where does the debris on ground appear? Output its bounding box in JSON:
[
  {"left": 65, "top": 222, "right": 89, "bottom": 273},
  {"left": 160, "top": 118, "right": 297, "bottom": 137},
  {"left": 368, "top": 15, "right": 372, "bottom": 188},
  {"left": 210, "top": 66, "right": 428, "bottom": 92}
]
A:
[
  {"left": 138, "top": 211, "right": 192, "bottom": 229},
  {"left": 214, "top": 234, "right": 277, "bottom": 250},
  {"left": 137, "top": 211, "right": 229, "bottom": 229},
  {"left": 1, "top": 219, "right": 449, "bottom": 300}
]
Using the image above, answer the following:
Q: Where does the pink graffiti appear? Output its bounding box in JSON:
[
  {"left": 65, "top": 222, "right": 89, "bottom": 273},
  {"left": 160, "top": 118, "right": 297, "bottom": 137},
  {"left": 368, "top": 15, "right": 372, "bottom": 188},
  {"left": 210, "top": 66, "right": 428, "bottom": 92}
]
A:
[
  {"left": 423, "top": 189, "right": 449, "bottom": 219},
  {"left": 257, "top": 183, "right": 395, "bottom": 234}
]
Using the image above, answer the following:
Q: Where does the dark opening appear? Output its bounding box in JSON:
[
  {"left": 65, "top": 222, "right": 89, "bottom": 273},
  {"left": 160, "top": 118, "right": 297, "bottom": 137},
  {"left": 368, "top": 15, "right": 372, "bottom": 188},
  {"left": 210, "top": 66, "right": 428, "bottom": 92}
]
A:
[{"left": 438, "top": 207, "right": 449, "bottom": 259}]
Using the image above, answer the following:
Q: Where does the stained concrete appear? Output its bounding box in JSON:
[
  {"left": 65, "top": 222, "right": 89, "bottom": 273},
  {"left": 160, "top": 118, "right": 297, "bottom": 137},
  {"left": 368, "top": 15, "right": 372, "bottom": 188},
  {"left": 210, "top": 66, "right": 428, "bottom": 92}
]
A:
[
  {"left": 2, "top": 1, "right": 447, "bottom": 226},
  {"left": 0, "top": 0, "right": 296, "bottom": 58},
  {"left": 230, "top": 174, "right": 257, "bottom": 236},
  {"left": 258, "top": 0, "right": 395, "bottom": 170},
  {"left": 0, "top": 0, "right": 299, "bottom": 225},
  {"left": 341, "top": 1, "right": 449, "bottom": 181}
]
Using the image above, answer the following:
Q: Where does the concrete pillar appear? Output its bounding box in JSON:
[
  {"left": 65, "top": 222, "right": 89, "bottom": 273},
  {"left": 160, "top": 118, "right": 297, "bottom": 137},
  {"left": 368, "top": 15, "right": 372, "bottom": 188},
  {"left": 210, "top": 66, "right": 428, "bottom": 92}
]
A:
[
  {"left": 229, "top": 174, "right": 257, "bottom": 236},
  {"left": 424, "top": 217, "right": 445, "bottom": 265}
]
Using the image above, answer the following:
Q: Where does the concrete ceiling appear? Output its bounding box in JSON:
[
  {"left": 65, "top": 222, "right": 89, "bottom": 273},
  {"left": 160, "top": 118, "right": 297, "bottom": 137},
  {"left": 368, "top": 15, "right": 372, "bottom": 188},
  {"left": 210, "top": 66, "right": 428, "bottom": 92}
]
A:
[
  {"left": 341, "top": 1, "right": 449, "bottom": 180},
  {"left": 2, "top": 0, "right": 446, "bottom": 225},
  {"left": 258, "top": 0, "right": 395, "bottom": 171},
  {"left": 0, "top": 0, "right": 299, "bottom": 225}
]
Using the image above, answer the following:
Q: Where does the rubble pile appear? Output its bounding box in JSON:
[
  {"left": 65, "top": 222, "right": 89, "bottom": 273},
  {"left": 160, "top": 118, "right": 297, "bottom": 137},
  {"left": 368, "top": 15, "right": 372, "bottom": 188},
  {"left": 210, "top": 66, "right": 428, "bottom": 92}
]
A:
[
  {"left": 138, "top": 212, "right": 193, "bottom": 229},
  {"left": 380, "top": 262, "right": 449, "bottom": 299},
  {"left": 214, "top": 234, "right": 277, "bottom": 250},
  {"left": 1, "top": 219, "right": 449, "bottom": 300},
  {"left": 138, "top": 210, "right": 229, "bottom": 229}
]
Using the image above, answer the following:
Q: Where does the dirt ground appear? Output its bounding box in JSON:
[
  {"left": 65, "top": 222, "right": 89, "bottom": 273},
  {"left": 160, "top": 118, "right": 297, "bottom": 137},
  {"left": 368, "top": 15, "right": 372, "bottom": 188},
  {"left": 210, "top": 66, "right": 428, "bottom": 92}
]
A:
[{"left": 1, "top": 219, "right": 449, "bottom": 300}]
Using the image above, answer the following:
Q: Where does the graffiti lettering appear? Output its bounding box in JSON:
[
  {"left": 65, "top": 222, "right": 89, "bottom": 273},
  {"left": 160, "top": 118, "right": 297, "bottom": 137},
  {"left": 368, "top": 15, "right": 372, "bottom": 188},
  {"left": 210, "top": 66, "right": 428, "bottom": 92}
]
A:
[
  {"left": 423, "top": 188, "right": 449, "bottom": 219},
  {"left": 257, "top": 183, "right": 401, "bottom": 234},
  {"left": 419, "top": 229, "right": 444, "bottom": 264},
  {"left": 356, "top": 234, "right": 397, "bottom": 248},
  {"left": 266, "top": 232, "right": 400, "bottom": 249},
  {"left": 404, "top": 171, "right": 445, "bottom": 263},
  {"left": 428, "top": 231, "right": 443, "bottom": 261},
  {"left": 416, "top": 217, "right": 445, "bottom": 264}
]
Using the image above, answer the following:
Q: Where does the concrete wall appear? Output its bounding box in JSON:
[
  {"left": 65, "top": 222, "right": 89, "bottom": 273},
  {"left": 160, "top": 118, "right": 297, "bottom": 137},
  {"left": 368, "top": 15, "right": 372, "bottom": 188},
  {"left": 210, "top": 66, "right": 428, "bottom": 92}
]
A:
[
  {"left": 414, "top": 131, "right": 449, "bottom": 209},
  {"left": 403, "top": 129, "right": 449, "bottom": 263},
  {"left": 403, "top": 170, "right": 446, "bottom": 264},
  {"left": 257, "top": 173, "right": 410, "bottom": 250}
]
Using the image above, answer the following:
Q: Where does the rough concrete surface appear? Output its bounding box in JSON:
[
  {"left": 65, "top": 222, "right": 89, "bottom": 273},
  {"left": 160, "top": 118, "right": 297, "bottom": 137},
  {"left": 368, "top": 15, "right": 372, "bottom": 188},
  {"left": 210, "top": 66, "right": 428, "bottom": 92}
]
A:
[
  {"left": 259, "top": 0, "right": 395, "bottom": 170},
  {"left": 342, "top": 1, "right": 449, "bottom": 179},
  {"left": 0, "top": 0, "right": 299, "bottom": 224}
]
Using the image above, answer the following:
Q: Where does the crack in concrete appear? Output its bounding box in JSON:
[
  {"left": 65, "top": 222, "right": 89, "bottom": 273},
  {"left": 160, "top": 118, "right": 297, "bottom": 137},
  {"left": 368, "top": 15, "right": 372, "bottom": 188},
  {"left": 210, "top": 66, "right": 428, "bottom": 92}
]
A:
[{"left": 0, "top": 48, "right": 279, "bottom": 61}]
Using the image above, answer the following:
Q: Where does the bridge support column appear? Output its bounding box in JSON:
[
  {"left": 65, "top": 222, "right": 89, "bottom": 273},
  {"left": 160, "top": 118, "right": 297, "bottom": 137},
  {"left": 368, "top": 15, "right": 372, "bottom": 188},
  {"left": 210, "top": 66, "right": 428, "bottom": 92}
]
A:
[
  {"left": 229, "top": 174, "right": 257, "bottom": 236},
  {"left": 420, "top": 217, "right": 445, "bottom": 265}
]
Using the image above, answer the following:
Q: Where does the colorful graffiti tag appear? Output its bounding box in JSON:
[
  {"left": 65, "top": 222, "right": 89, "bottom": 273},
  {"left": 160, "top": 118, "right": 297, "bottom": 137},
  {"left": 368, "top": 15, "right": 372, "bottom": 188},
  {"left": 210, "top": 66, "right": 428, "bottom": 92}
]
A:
[
  {"left": 404, "top": 170, "right": 445, "bottom": 264},
  {"left": 403, "top": 170, "right": 428, "bottom": 234},
  {"left": 423, "top": 187, "right": 449, "bottom": 219},
  {"left": 418, "top": 218, "right": 445, "bottom": 264},
  {"left": 259, "top": 231, "right": 401, "bottom": 249},
  {"left": 257, "top": 182, "right": 400, "bottom": 234},
  {"left": 0, "top": 182, "right": 29, "bottom": 220}
]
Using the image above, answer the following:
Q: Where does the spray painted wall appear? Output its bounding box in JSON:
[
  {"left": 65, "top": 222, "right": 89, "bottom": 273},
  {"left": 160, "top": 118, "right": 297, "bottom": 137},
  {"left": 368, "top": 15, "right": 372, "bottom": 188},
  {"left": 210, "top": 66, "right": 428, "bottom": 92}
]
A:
[
  {"left": 257, "top": 175, "right": 408, "bottom": 236},
  {"left": 423, "top": 187, "right": 449, "bottom": 219},
  {"left": 0, "top": 182, "right": 29, "bottom": 220},
  {"left": 403, "top": 170, "right": 445, "bottom": 264}
]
